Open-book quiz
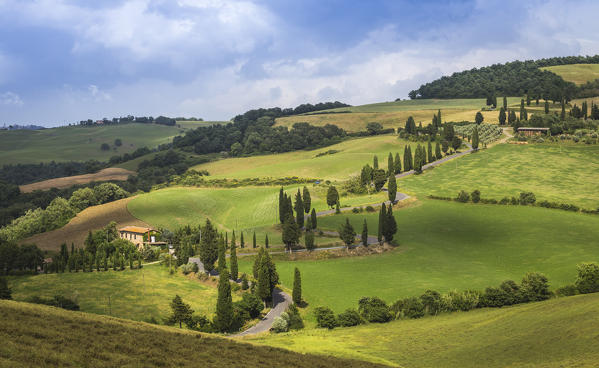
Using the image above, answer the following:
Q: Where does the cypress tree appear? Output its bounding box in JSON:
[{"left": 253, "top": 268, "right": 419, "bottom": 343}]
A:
[
  {"left": 229, "top": 241, "right": 238, "bottom": 281},
  {"left": 383, "top": 205, "right": 398, "bottom": 243},
  {"left": 294, "top": 189, "right": 304, "bottom": 228},
  {"left": 305, "top": 230, "right": 315, "bottom": 251},
  {"left": 170, "top": 295, "right": 193, "bottom": 329},
  {"left": 373, "top": 155, "right": 379, "bottom": 169},
  {"left": 338, "top": 217, "right": 356, "bottom": 249},
  {"left": 582, "top": 100, "right": 588, "bottom": 119},
  {"left": 427, "top": 141, "right": 433, "bottom": 162},
  {"left": 218, "top": 235, "right": 227, "bottom": 272},
  {"left": 388, "top": 173, "right": 397, "bottom": 203},
  {"left": 499, "top": 107, "right": 506, "bottom": 125},
  {"left": 387, "top": 153, "right": 393, "bottom": 175},
  {"left": 282, "top": 215, "right": 300, "bottom": 252},
  {"left": 437, "top": 109, "right": 442, "bottom": 126},
  {"left": 257, "top": 251, "right": 278, "bottom": 307},
  {"left": 378, "top": 203, "right": 385, "bottom": 244},
  {"left": 311, "top": 208, "right": 317, "bottom": 230},
  {"left": 361, "top": 219, "right": 368, "bottom": 247},
  {"left": 240, "top": 231, "right": 245, "bottom": 248},
  {"left": 231, "top": 230, "right": 236, "bottom": 250},
  {"left": 292, "top": 267, "right": 302, "bottom": 305},
  {"left": 278, "top": 187, "right": 285, "bottom": 223},
  {"left": 252, "top": 231, "right": 257, "bottom": 249},
  {"left": 225, "top": 232, "right": 228, "bottom": 249},
  {"left": 544, "top": 100, "right": 550, "bottom": 114},
  {"left": 503, "top": 96, "right": 507, "bottom": 110},
  {"left": 199, "top": 219, "right": 219, "bottom": 273},
  {"left": 265, "top": 234, "right": 269, "bottom": 249},
  {"left": 394, "top": 152, "right": 401, "bottom": 174},
  {"left": 435, "top": 141, "right": 442, "bottom": 159},
  {"left": 472, "top": 126, "right": 479, "bottom": 150},
  {"left": 475, "top": 111, "right": 484, "bottom": 125},
  {"left": 302, "top": 186, "right": 311, "bottom": 213},
  {"left": 214, "top": 269, "right": 233, "bottom": 332},
  {"left": 560, "top": 101, "right": 566, "bottom": 120},
  {"left": 252, "top": 247, "right": 264, "bottom": 279},
  {"left": 287, "top": 196, "right": 293, "bottom": 220},
  {"left": 526, "top": 94, "right": 531, "bottom": 106}
]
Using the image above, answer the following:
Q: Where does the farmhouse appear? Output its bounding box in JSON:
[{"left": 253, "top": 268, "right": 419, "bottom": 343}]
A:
[
  {"left": 517, "top": 127, "right": 549, "bottom": 136},
  {"left": 118, "top": 226, "right": 164, "bottom": 248}
]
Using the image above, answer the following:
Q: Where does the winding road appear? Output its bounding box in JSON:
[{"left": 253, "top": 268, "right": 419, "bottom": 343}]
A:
[{"left": 232, "top": 143, "right": 476, "bottom": 337}]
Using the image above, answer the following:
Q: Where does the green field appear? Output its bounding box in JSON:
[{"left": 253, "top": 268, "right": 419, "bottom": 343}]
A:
[
  {"left": 192, "top": 135, "right": 413, "bottom": 181},
  {"left": 7, "top": 264, "right": 222, "bottom": 322},
  {"left": 0, "top": 123, "right": 186, "bottom": 165},
  {"left": 128, "top": 185, "right": 385, "bottom": 236},
  {"left": 250, "top": 292, "right": 599, "bottom": 367},
  {"left": 176, "top": 120, "right": 227, "bottom": 129},
  {"left": 240, "top": 200, "right": 599, "bottom": 313},
  {"left": 0, "top": 300, "right": 380, "bottom": 368},
  {"left": 400, "top": 143, "right": 599, "bottom": 208},
  {"left": 542, "top": 63, "right": 599, "bottom": 84}
]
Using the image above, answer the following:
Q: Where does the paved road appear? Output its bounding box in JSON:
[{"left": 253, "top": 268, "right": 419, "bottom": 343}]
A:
[{"left": 232, "top": 287, "right": 292, "bottom": 338}]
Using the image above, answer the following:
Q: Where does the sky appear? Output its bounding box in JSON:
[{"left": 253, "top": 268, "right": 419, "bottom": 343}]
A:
[{"left": 1, "top": 0, "right": 599, "bottom": 126}]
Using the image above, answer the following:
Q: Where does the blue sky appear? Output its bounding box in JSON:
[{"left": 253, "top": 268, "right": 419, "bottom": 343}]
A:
[{"left": 1, "top": 0, "right": 598, "bottom": 126}]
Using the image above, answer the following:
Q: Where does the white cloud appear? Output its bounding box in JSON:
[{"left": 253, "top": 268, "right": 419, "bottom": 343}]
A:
[
  {"left": 88, "top": 85, "right": 112, "bottom": 102},
  {"left": 0, "top": 91, "right": 23, "bottom": 106}
]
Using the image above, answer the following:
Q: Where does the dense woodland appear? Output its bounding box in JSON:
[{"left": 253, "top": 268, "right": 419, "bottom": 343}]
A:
[{"left": 409, "top": 55, "right": 599, "bottom": 101}]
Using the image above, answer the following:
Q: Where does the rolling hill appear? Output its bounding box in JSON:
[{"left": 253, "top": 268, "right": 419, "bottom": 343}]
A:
[{"left": 541, "top": 63, "right": 599, "bottom": 85}]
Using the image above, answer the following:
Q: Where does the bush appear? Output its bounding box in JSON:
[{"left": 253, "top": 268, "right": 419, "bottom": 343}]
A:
[
  {"left": 519, "top": 191, "right": 536, "bottom": 205},
  {"left": 286, "top": 304, "right": 304, "bottom": 330},
  {"left": 271, "top": 316, "right": 289, "bottom": 333},
  {"left": 499, "top": 197, "right": 510, "bottom": 205},
  {"left": 337, "top": 309, "right": 362, "bottom": 327},
  {"left": 100, "top": 143, "right": 110, "bottom": 151},
  {"left": 240, "top": 273, "right": 249, "bottom": 290},
  {"left": 471, "top": 189, "right": 481, "bottom": 203},
  {"left": 314, "top": 306, "right": 337, "bottom": 329},
  {"left": 555, "top": 284, "right": 579, "bottom": 297},
  {"left": 480, "top": 287, "right": 509, "bottom": 307},
  {"left": 441, "top": 290, "right": 480, "bottom": 312},
  {"left": 498, "top": 280, "right": 523, "bottom": 305},
  {"left": 520, "top": 272, "right": 551, "bottom": 302},
  {"left": 235, "top": 292, "right": 264, "bottom": 319},
  {"left": 358, "top": 297, "right": 392, "bottom": 323},
  {"left": 574, "top": 262, "right": 599, "bottom": 294},
  {"left": 351, "top": 207, "right": 360, "bottom": 214},
  {"left": 181, "top": 262, "right": 198, "bottom": 275},
  {"left": 365, "top": 205, "right": 376, "bottom": 212},
  {"left": 391, "top": 296, "right": 425, "bottom": 319},
  {"left": 456, "top": 190, "right": 470, "bottom": 203}
]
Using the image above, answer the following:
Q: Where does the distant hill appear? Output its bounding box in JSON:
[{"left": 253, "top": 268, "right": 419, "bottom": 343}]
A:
[
  {"left": 0, "top": 300, "right": 382, "bottom": 368},
  {"left": 408, "top": 55, "right": 599, "bottom": 101}
]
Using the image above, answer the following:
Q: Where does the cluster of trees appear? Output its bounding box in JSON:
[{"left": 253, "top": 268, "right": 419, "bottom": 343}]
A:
[
  {"left": 315, "top": 263, "right": 599, "bottom": 330},
  {"left": 0, "top": 183, "right": 128, "bottom": 243},
  {"left": 337, "top": 204, "right": 397, "bottom": 249},
  {"left": 278, "top": 187, "right": 318, "bottom": 252},
  {"left": 78, "top": 115, "right": 177, "bottom": 127},
  {"left": 407, "top": 56, "right": 599, "bottom": 101},
  {"left": 0, "top": 160, "right": 104, "bottom": 185},
  {"left": 0, "top": 242, "right": 44, "bottom": 275}
]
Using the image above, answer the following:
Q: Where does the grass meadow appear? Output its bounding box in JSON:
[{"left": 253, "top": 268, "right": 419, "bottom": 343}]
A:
[
  {"left": 0, "top": 300, "right": 380, "bottom": 368},
  {"left": 541, "top": 63, "right": 599, "bottom": 84},
  {"left": 249, "top": 292, "right": 599, "bottom": 367},
  {"left": 7, "top": 263, "right": 222, "bottom": 322},
  {"left": 400, "top": 143, "right": 599, "bottom": 208},
  {"left": 239, "top": 200, "right": 599, "bottom": 313},
  {"left": 0, "top": 123, "right": 185, "bottom": 165}
]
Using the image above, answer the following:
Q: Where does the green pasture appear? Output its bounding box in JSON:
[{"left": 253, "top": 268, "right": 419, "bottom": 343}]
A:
[
  {"left": 251, "top": 292, "right": 599, "bottom": 367},
  {"left": 0, "top": 123, "right": 185, "bottom": 165},
  {"left": 541, "top": 63, "right": 599, "bottom": 85},
  {"left": 400, "top": 143, "right": 599, "bottom": 208},
  {"left": 240, "top": 200, "right": 599, "bottom": 313},
  {"left": 7, "top": 264, "right": 223, "bottom": 322},
  {"left": 192, "top": 135, "right": 413, "bottom": 182}
]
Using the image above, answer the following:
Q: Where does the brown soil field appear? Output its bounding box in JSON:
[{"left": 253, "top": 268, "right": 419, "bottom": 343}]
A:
[
  {"left": 22, "top": 197, "right": 149, "bottom": 251},
  {"left": 19, "top": 167, "right": 135, "bottom": 192}
]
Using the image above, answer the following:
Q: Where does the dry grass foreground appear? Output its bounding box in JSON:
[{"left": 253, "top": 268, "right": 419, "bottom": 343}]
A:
[
  {"left": 19, "top": 168, "right": 135, "bottom": 193},
  {"left": 0, "top": 300, "right": 383, "bottom": 368},
  {"left": 22, "top": 197, "right": 149, "bottom": 251}
]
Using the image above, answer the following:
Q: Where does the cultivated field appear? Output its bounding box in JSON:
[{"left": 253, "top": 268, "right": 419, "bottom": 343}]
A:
[
  {"left": 7, "top": 264, "right": 222, "bottom": 322},
  {"left": 192, "top": 135, "right": 414, "bottom": 182},
  {"left": 23, "top": 197, "right": 148, "bottom": 251},
  {"left": 250, "top": 292, "right": 599, "bottom": 367},
  {"left": 0, "top": 300, "right": 380, "bottom": 368},
  {"left": 0, "top": 123, "right": 185, "bottom": 165},
  {"left": 19, "top": 167, "right": 135, "bottom": 192},
  {"left": 400, "top": 143, "right": 599, "bottom": 208},
  {"left": 240, "top": 200, "right": 599, "bottom": 312},
  {"left": 541, "top": 63, "right": 599, "bottom": 84}
]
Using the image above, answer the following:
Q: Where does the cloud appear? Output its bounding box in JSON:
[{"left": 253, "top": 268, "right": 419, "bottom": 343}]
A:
[
  {"left": 0, "top": 91, "right": 23, "bottom": 106},
  {"left": 88, "top": 85, "right": 112, "bottom": 102}
]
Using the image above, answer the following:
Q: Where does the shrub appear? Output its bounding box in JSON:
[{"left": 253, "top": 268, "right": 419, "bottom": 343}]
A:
[
  {"left": 519, "top": 192, "right": 536, "bottom": 205},
  {"left": 100, "top": 143, "right": 110, "bottom": 151},
  {"left": 314, "top": 306, "right": 337, "bottom": 329},
  {"left": 181, "top": 262, "right": 198, "bottom": 275},
  {"left": 240, "top": 274, "right": 249, "bottom": 290},
  {"left": 471, "top": 189, "right": 481, "bottom": 203},
  {"left": 510, "top": 196, "right": 519, "bottom": 205},
  {"left": 358, "top": 297, "right": 392, "bottom": 323},
  {"left": 391, "top": 296, "right": 425, "bottom": 319},
  {"left": 271, "top": 316, "right": 289, "bottom": 333},
  {"left": 555, "top": 284, "right": 579, "bottom": 297},
  {"left": 365, "top": 205, "right": 376, "bottom": 212},
  {"left": 286, "top": 304, "right": 304, "bottom": 330},
  {"left": 499, "top": 280, "right": 523, "bottom": 305},
  {"left": 235, "top": 292, "right": 264, "bottom": 319},
  {"left": 337, "top": 309, "right": 362, "bottom": 327},
  {"left": 351, "top": 207, "right": 360, "bottom": 214},
  {"left": 499, "top": 197, "right": 510, "bottom": 205},
  {"left": 441, "top": 290, "right": 480, "bottom": 312},
  {"left": 419, "top": 290, "right": 442, "bottom": 315},
  {"left": 520, "top": 272, "right": 551, "bottom": 302},
  {"left": 456, "top": 190, "right": 470, "bottom": 203},
  {"left": 480, "top": 287, "right": 509, "bottom": 307},
  {"left": 574, "top": 262, "right": 599, "bottom": 294}
]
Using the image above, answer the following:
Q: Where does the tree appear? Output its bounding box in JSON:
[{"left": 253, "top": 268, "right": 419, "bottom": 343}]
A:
[
  {"left": 265, "top": 234, "right": 269, "bottom": 249},
  {"left": 256, "top": 251, "right": 279, "bottom": 306},
  {"left": 498, "top": 107, "right": 506, "bottom": 125},
  {"left": 387, "top": 173, "right": 397, "bottom": 203},
  {"left": 282, "top": 215, "right": 300, "bottom": 252},
  {"left": 0, "top": 277, "right": 11, "bottom": 300},
  {"left": 302, "top": 187, "right": 311, "bottom": 213},
  {"left": 252, "top": 231, "right": 257, "bottom": 249},
  {"left": 360, "top": 164, "right": 373, "bottom": 186},
  {"left": 278, "top": 187, "right": 285, "bottom": 223},
  {"left": 292, "top": 267, "right": 302, "bottom": 305},
  {"left": 575, "top": 262, "right": 599, "bottom": 294},
  {"left": 582, "top": 100, "right": 588, "bottom": 119},
  {"left": 413, "top": 145, "right": 423, "bottom": 174},
  {"left": 394, "top": 152, "right": 401, "bottom": 174},
  {"left": 310, "top": 208, "right": 317, "bottom": 230},
  {"left": 361, "top": 219, "right": 368, "bottom": 247},
  {"left": 217, "top": 236, "right": 227, "bottom": 272},
  {"left": 526, "top": 94, "right": 531, "bottom": 106},
  {"left": 373, "top": 155, "right": 379, "bottom": 169},
  {"left": 114, "top": 138, "right": 122, "bottom": 147},
  {"left": 560, "top": 101, "right": 566, "bottom": 120},
  {"left": 475, "top": 112, "right": 484, "bottom": 125},
  {"left": 427, "top": 141, "right": 433, "bottom": 163},
  {"left": 441, "top": 140, "right": 449, "bottom": 155},
  {"left": 403, "top": 145, "right": 413, "bottom": 171},
  {"left": 378, "top": 203, "right": 385, "bottom": 244},
  {"left": 471, "top": 189, "right": 481, "bottom": 203},
  {"left": 435, "top": 141, "right": 442, "bottom": 159},
  {"left": 326, "top": 186, "right": 339, "bottom": 208},
  {"left": 472, "top": 126, "right": 479, "bottom": 150},
  {"left": 169, "top": 295, "right": 193, "bottom": 328},
  {"left": 100, "top": 143, "right": 110, "bottom": 151},
  {"left": 294, "top": 189, "right": 304, "bottom": 228},
  {"left": 199, "top": 219, "right": 218, "bottom": 273},
  {"left": 338, "top": 218, "right": 356, "bottom": 249},
  {"left": 305, "top": 230, "right": 315, "bottom": 251},
  {"left": 544, "top": 100, "right": 550, "bottom": 114},
  {"left": 383, "top": 205, "right": 397, "bottom": 243},
  {"left": 214, "top": 269, "right": 234, "bottom": 332},
  {"left": 503, "top": 96, "right": 507, "bottom": 110},
  {"left": 372, "top": 169, "right": 387, "bottom": 191},
  {"left": 451, "top": 136, "right": 462, "bottom": 151},
  {"left": 405, "top": 116, "right": 417, "bottom": 134},
  {"left": 240, "top": 231, "right": 245, "bottom": 248},
  {"left": 387, "top": 153, "right": 394, "bottom": 175}
]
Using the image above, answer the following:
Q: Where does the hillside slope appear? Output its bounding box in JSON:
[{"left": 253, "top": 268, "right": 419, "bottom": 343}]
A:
[
  {"left": 251, "top": 293, "right": 599, "bottom": 367},
  {"left": 0, "top": 300, "right": 382, "bottom": 368}
]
